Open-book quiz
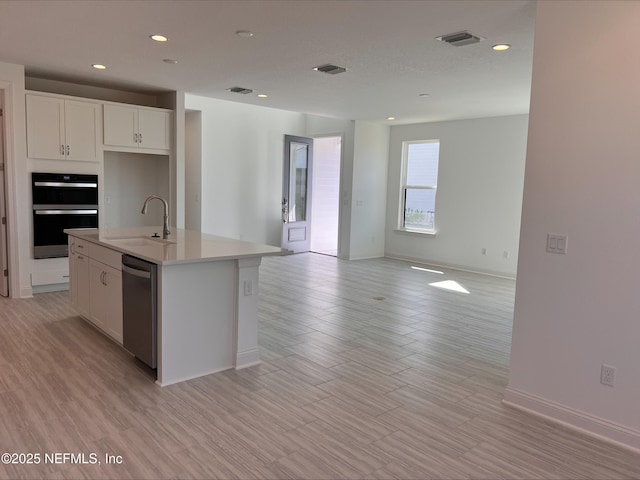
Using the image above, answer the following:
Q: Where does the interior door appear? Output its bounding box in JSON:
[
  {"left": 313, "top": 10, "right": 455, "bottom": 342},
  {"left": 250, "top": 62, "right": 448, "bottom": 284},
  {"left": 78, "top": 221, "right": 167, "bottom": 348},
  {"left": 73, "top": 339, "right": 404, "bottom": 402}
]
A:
[
  {"left": 0, "top": 96, "right": 9, "bottom": 296},
  {"left": 282, "top": 135, "right": 313, "bottom": 253}
]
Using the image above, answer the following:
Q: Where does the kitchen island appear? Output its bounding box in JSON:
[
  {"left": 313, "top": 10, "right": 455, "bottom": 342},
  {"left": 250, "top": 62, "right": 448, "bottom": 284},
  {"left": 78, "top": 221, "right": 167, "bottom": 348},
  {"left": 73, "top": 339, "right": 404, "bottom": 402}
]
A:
[{"left": 65, "top": 226, "right": 284, "bottom": 386}]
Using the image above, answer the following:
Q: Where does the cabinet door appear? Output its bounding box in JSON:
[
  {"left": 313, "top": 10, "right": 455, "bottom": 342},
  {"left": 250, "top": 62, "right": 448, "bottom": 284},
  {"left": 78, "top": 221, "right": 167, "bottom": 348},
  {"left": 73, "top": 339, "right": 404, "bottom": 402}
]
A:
[
  {"left": 26, "top": 95, "right": 65, "bottom": 160},
  {"left": 138, "top": 109, "right": 170, "bottom": 150},
  {"left": 102, "top": 265, "right": 123, "bottom": 344},
  {"left": 65, "top": 100, "right": 99, "bottom": 162},
  {"left": 68, "top": 239, "right": 77, "bottom": 306},
  {"left": 89, "top": 260, "right": 107, "bottom": 331},
  {"left": 103, "top": 104, "right": 137, "bottom": 148},
  {"left": 68, "top": 237, "right": 80, "bottom": 306},
  {"left": 76, "top": 252, "right": 91, "bottom": 318},
  {"left": 89, "top": 260, "right": 123, "bottom": 343}
]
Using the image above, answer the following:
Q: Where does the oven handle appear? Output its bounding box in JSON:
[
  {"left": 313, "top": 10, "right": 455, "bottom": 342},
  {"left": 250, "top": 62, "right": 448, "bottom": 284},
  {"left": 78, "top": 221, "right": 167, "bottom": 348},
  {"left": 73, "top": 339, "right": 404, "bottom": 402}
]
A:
[
  {"left": 34, "top": 209, "right": 98, "bottom": 215},
  {"left": 33, "top": 204, "right": 98, "bottom": 210},
  {"left": 34, "top": 182, "right": 97, "bottom": 188}
]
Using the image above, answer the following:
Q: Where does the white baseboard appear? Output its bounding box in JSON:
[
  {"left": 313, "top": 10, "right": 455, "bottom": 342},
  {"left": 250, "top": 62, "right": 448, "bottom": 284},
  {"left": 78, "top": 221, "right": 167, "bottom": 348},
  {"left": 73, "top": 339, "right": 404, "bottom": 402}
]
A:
[
  {"left": 19, "top": 286, "right": 34, "bottom": 298},
  {"left": 384, "top": 253, "right": 516, "bottom": 279},
  {"left": 32, "top": 283, "right": 69, "bottom": 294},
  {"left": 235, "top": 360, "right": 262, "bottom": 370},
  {"left": 349, "top": 253, "right": 385, "bottom": 261},
  {"left": 157, "top": 365, "right": 233, "bottom": 387},
  {"left": 235, "top": 348, "right": 260, "bottom": 368},
  {"left": 503, "top": 387, "right": 640, "bottom": 453}
]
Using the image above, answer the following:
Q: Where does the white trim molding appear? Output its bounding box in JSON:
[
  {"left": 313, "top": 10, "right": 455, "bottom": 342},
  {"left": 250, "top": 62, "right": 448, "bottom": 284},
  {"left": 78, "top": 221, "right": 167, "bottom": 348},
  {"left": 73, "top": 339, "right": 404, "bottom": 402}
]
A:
[
  {"left": 385, "top": 253, "right": 516, "bottom": 280},
  {"left": 503, "top": 387, "right": 640, "bottom": 453}
]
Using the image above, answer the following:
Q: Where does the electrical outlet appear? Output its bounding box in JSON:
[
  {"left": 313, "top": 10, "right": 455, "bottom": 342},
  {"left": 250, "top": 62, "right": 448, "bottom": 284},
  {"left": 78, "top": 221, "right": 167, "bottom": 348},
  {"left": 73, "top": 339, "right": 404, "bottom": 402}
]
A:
[
  {"left": 600, "top": 364, "right": 616, "bottom": 387},
  {"left": 481, "top": 248, "right": 487, "bottom": 255},
  {"left": 503, "top": 250, "right": 510, "bottom": 259},
  {"left": 243, "top": 280, "right": 253, "bottom": 296}
]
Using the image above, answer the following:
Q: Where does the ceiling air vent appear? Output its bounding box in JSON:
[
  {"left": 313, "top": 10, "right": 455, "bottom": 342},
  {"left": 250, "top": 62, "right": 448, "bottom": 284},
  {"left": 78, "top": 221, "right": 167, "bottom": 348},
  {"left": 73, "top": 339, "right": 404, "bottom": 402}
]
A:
[
  {"left": 227, "top": 87, "right": 253, "bottom": 94},
  {"left": 313, "top": 64, "right": 347, "bottom": 75},
  {"left": 436, "top": 31, "right": 483, "bottom": 47}
]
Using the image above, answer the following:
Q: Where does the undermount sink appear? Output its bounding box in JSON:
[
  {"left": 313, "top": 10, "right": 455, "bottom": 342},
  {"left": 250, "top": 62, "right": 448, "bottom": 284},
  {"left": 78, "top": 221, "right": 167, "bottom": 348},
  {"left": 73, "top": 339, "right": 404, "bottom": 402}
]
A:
[{"left": 105, "top": 236, "right": 176, "bottom": 247}]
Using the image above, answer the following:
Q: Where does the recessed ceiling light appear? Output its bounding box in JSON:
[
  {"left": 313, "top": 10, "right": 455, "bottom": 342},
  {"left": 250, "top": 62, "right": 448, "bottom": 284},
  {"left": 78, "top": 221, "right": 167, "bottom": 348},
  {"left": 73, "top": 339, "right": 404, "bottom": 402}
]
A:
[
  {"left": 387, "top": 117, "right": 396, "bottom": 121},
  {"left": 150, "top": 34, "right": 169, "bottom": 42},
  {"left": 163, "top": 59, "right": 178, "bottom": 64},
  {"left": 492, "top": 44, "right": 511, "bottom": 51},
  {"left": 235, "top": 30, "right": 254, "bottom": 38},
  {"left": 92, "top": 64, "right": 107, "bottom": 70},
  {"left": 257, "top": 94, "right": 268, "bottom": 98}
]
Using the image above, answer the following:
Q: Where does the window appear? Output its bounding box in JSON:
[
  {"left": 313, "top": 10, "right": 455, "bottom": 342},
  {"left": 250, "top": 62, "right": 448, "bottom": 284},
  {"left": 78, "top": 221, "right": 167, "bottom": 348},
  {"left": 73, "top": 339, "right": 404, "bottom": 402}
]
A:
[{"left": 400, "top": 140, "right": 440, "bottom": 233}]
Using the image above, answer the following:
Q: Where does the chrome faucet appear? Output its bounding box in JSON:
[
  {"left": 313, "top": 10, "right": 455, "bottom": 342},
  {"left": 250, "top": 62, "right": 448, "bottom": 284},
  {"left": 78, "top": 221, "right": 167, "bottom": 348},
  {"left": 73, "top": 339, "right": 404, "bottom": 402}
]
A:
[{"left": 141, "top": 195, "right": 171, "bottom": 239}]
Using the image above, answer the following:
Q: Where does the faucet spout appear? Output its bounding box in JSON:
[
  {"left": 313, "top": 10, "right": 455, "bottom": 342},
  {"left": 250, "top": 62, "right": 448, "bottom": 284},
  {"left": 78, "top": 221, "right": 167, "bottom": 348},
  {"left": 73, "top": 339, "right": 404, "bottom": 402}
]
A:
[{"left": 141, "top": 195, "right": 171, "bottom": 239}]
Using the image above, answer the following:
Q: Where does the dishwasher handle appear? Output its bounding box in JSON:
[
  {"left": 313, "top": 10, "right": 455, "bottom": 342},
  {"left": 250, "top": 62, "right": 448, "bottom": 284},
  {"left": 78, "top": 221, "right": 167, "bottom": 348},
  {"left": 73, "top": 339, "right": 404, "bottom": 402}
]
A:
[{"left": 122, "top": 263, "right": 152, "bottom": 279}]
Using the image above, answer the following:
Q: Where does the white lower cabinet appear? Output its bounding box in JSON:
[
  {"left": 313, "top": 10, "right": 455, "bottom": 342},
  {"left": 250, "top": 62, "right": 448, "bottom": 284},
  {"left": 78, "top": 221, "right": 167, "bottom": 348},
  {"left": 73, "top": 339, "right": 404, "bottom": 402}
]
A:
[
  {"left": 69, "top": 237, "right": 91, "bottom": 317},
  {"left": 75, "top": 254, "right": 91, "bottom": 318},
  {"left": 69, "top": 236, "right": 123, "bottom": 344},
  {"left": 89, "top": 260, "right": 123, "bottom": 343}
]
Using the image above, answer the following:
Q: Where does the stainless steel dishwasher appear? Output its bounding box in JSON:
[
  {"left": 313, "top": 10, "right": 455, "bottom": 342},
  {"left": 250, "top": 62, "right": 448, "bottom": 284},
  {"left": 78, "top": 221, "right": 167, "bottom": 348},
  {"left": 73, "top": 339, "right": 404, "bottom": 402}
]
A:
[{"left": 122, "top": 255, "right": 157, "bottom": 369}]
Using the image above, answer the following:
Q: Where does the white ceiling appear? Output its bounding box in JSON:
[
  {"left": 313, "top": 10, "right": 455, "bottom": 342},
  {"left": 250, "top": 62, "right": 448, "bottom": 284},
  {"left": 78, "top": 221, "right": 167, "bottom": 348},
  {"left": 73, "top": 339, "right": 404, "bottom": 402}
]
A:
[{"left": 0, "top": 0, "right": 536, "bottom": 125}]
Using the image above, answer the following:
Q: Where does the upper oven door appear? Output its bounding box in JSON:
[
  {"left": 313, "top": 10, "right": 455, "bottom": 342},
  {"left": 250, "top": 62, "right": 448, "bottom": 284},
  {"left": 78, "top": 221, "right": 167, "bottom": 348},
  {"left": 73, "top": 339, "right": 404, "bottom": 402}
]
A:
[{"left": 32, "top": 172, "right": 98, "bottom": 208}]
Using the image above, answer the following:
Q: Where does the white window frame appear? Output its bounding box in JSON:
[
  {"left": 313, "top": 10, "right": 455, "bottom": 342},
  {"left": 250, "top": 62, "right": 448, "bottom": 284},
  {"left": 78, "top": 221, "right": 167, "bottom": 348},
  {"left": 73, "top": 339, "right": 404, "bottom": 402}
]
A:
[{"left": 398, "top": 139, "right": 439, "bottom": 235}]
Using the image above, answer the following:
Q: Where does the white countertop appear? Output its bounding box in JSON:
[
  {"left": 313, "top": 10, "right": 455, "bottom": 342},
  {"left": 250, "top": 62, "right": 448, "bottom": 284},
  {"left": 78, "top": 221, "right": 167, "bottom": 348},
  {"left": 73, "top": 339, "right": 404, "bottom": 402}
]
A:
[{"left": 65, "top": 227, "right": 286, "bottom": 265}]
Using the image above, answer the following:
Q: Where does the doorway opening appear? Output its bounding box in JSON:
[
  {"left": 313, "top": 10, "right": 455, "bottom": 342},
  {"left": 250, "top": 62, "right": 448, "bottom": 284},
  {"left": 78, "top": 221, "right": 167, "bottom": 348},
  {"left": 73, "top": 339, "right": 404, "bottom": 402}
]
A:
[{"left": 310, "top": 135, "right": 341, "bottom": 257}]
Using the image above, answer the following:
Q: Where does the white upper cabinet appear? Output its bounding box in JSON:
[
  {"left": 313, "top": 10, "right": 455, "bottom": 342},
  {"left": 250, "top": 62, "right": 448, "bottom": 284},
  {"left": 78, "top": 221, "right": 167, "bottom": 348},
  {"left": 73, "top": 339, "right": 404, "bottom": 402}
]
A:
[
  {"left": 26, "top": 94, "right": 99, "bottom": 162},
  {"left": 138, "top": 108, "right": 171, "bottom": 150},
  {"left": 104, "top": 104, "right": 170, "bottom": 151},
  {"left": 102, "top": 104, "right": 137, "bottom": 148}
]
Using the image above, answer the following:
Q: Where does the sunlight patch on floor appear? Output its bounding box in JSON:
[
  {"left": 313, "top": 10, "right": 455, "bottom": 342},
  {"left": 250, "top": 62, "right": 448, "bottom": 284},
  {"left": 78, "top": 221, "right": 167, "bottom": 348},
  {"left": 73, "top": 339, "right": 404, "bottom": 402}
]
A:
[{"left": 429, "top": 279, "right": 470, "bottom": 294}]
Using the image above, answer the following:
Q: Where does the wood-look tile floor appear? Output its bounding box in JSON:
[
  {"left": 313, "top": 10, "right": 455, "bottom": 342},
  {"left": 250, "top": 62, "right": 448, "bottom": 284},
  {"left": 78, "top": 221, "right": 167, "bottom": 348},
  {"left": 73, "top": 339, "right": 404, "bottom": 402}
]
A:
[{"left": 1, "top": 253, "right": 639, "bottom": 479}]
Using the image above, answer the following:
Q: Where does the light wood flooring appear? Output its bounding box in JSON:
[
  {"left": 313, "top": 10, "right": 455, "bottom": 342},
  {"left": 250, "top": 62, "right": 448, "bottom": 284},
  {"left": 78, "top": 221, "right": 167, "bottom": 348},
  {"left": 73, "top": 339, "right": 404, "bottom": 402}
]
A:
[{"left": 0, "top": 253, "right": 639, "bottom": 479}]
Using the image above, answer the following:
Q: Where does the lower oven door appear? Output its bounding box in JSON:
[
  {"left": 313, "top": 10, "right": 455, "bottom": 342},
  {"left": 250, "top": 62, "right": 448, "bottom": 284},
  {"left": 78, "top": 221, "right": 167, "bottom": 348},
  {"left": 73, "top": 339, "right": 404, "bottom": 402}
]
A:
[{"left": 33, "top": 209, "right": 98, "bottom": 258}]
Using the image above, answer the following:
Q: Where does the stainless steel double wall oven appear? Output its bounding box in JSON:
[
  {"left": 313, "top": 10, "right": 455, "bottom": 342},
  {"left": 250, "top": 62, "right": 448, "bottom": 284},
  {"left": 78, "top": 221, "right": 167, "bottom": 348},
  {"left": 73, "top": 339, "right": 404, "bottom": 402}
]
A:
[{"left": 32, "top": 172, "right": 98, "bottom": 258}]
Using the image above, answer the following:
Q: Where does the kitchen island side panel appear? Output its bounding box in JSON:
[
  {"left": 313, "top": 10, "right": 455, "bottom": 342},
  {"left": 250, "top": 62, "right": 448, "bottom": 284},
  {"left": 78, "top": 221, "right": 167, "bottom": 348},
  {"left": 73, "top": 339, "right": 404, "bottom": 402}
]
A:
[
  {"left": 157, "top": 260, "right": 236, "bottom": 386},
  {"left": 235, "top": 257, "right": 261, "bottom": 368}
]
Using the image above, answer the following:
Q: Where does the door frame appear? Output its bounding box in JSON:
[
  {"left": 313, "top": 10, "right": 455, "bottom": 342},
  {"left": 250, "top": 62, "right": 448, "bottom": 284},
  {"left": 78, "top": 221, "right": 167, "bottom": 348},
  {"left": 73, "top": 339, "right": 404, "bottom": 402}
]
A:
[
  {"left": 282, "top": 134, "right": 314, "bottom": 253},
  {"left": 0, "top": 92, "right": 7, "bottom": 296},
  {"left": 0, "top": 82, "right": 22, "bottom": 298}
]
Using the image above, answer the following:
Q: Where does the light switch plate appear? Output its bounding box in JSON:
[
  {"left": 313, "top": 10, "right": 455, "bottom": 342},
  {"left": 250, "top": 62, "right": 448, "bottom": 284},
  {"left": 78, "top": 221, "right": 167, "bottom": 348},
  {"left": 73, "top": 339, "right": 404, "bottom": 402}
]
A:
[{"left": 547, "top": 234, "right": 568, "bottom": 254}]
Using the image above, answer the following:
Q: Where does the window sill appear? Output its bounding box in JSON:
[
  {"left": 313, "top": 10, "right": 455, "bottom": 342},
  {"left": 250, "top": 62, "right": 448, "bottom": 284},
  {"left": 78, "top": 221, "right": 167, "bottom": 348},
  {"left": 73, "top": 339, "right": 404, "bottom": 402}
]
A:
[{"left": 394, "top": 228, "right": 437, "bottom": 238}]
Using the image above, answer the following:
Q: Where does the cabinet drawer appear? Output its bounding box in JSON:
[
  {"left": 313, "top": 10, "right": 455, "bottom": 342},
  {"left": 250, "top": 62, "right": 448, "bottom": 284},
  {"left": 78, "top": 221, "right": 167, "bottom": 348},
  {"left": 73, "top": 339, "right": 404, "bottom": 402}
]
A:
[
  {"left": 89, "top": 243, "right": 122, "bottom": 270},
  {"left": 72, "top": 238, "right": 89, "bottom": 254}
]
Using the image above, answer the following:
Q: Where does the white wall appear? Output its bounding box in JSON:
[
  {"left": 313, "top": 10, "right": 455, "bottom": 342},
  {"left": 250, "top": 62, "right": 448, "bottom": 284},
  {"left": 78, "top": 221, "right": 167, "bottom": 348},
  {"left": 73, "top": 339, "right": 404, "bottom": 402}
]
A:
[
  {"left": 350, "top": 121, "right": 389, "bottom": 259},
  {"left": 185, "top": 95, "right": 306, "bottom": 245},
  {"left": 25, "top": 77, "right": 160, "bottom": 106},
  {"left": 182, "top": 97, "right": 391, "bottom": 260},
  {"left": 385, "top": 115, "right": 528, "bottom": 277},
  {"left": 0, "top": 61, "right": 28, "bottom": 298},
  {"left": 184, "top": 111, "right": 202, "bottom": 231},
  {"left": 103, "top": 152, "right": 169, "bottom": 228},
  {"left": 506, "top": 0, "right": 640, "bottom": 450},
  {"left": 159, "top": 91, "right": 185, "bottom": 229}
]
